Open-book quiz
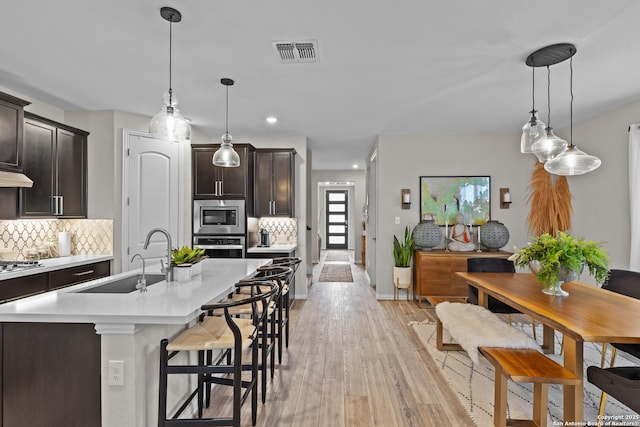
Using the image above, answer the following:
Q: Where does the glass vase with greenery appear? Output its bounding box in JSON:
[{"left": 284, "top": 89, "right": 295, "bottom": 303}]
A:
[{"left": 509, "top": 231, "right": 610, "bottom": 290}]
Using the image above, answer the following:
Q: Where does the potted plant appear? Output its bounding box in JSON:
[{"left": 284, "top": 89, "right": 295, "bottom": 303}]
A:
[
  {"left": 509, "top": 231, "right": 610, "bottom": 296},
  {"left": 393, "top": 226, "right": 415, "bottom": 292},
  {"left": 171, "top": 246, "right": 207, "bottom": 280}
]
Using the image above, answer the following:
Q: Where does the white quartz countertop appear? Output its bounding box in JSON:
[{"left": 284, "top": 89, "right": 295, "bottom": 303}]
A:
[
  {"left": 0, "top": 254, "right": 114, "bottom": 281},
  {"left": 246, "top": 244, "right": 297, "bottom": 254},
  {"left": 0, "top": 258, "right": 271, "bottom": 325}
]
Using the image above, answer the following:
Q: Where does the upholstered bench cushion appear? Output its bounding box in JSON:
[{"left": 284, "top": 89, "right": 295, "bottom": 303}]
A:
[{"left": 435, "top": 302, "right": 540, "bottom": 364}]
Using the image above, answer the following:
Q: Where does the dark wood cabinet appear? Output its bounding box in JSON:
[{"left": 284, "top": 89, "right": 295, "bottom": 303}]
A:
[
  {"left": 0, "top": 92, "right": 30, "bottom": 172},
  {"left": 48, "top": 260, "right": 111, "bottom": 291},
  {"left": 254, "top": 149, "right": 295, "bottom": 217},
  {"left": 21, "top": 113, "right": 88, "bottom": 218},
  {"left": 0, "top": 260, "right": 110, "bottom": 426},
  {"left": 0, "top": 260, "right": 111, "bottom": 303},
  {"left": 1, "top": 322, "right": 101, "bottom": 427},
  {"left": 0, "top": 273, "right": 48, "bottom": 303},
  {"left": 192, "top": 144, "right": 255, "bottom": 200}
]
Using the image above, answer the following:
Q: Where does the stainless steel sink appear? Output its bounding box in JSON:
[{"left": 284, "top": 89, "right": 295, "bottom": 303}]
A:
[{"left": 78, "top": 274, "right": 165, "bottom": 294}]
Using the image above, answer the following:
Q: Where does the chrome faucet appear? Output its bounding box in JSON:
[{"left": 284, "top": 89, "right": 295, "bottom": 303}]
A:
[
  {"left": 143, "top": 228, "right": 173, "bottom": 283},
  {"left": 130, "top": 253, "right": 147, "bottom": 292}
]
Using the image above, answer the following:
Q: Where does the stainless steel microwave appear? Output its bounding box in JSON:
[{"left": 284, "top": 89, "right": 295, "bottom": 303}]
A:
[{"left": 193, "top": 200, "right": 245, "bottom": 235}]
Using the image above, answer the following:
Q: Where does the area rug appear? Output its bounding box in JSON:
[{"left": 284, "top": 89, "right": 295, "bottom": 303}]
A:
[
  {"left": 324, "top": 251, "right": 350, "bottom": 262},
  {"left": 318, "top": 264, "right": 353, "bottom": 282},
  {"left": 411, "top": 321, "right": 637, "bottom": 427}
]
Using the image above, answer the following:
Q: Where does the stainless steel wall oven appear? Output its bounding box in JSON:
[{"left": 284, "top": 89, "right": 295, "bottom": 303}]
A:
[{"left": 192, "top": 235, "right": 245, "bottom": 258}]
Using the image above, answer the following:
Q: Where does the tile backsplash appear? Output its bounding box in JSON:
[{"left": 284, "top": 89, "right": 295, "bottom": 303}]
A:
[
  {"left": 257, "top": 217, "right": 298, "bottom": 245},
  {"left": 0, "top": 219, "right": 113, "bottom": 259}
]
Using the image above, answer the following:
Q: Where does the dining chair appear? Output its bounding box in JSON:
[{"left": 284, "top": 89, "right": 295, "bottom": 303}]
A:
[
  {"left": 597, "top": 269, "right": 640, "bottom": 416},
  {"left": 467, "top": 258, "right": 537, "bottom": 340},
  {"left": 587, "top": 366, "right": 640, "bottom": 414}
]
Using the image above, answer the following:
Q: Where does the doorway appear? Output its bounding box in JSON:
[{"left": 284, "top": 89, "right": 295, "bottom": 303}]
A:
[{"left": 325, "top": 190, "right": 348, "bottom": 250}]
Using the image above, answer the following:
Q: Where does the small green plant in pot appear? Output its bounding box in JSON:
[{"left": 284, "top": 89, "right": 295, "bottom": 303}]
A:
[
  {"left": 509, "top": 231, "right": 610, "bottom": 296},
  {"left": 393, "top": 226, "right": 415, "bottom": 297},
  {"left": 393, "top": 226, "right": 415, "bottom": 267},
  {"left": 171, "top": 246, "right": 207, "bottom": 266}
]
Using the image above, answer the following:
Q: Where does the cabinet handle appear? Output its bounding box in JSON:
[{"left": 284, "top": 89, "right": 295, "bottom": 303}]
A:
[
  {"left": 219, "top": 180, "right": 223, "bottom": 195},
  {"left": 272, "top": 200, "right": 276, "bottom": 215},
  {"left": 59, "top": 195, "right": 64, "bottom": 215},
  {"left": 52, "top": 196, "right": 58, "bottom": 215},
  {"left": 73, "top": 269, "right": 95, "bottom": 276}
]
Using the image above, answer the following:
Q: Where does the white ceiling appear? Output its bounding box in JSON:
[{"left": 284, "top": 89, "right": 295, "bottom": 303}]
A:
[{"left": 2, "top": 1, "right": 640, "bottom": 170}]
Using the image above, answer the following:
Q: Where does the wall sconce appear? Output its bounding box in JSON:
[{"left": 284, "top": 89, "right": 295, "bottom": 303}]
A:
[
  {"left": 500, "top": 188, "right": 512, "bottom": 209},
  {"left": 401, "top": 189, "right": 411, "bottom": 209}
]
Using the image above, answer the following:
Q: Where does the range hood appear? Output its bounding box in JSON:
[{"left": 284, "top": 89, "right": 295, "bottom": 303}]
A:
[{"left": 0, "top": 171, "right": 33, "bottom": 188}]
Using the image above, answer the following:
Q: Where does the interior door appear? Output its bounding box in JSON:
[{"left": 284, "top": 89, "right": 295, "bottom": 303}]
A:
[
  {"left": 122, "top": 130, "right": 179, "bottom": 272},
  {"left": 325, "top": 190, "right": 348, "bottom": 250}
]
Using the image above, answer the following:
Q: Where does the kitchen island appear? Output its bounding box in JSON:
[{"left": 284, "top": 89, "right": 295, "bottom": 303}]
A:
[{"left": 0, "top": 257, "right": 271, "bottom": 427}]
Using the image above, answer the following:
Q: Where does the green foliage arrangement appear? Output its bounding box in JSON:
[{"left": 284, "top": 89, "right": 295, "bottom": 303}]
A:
[
  {"left": 393, "top": 226, "right": 415, "bottom": 267},
  {"left": 509, "top": 231, "right": 610, "bottom": 289},
  {"left": 171, "top": 246, "right": 207, "bottom": 265}
]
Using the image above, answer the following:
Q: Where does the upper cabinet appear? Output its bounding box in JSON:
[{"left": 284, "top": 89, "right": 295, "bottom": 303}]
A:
[
  {"left": 20, "top": 113, "right": 88, "bottom": 218},
  {"left": 0, "top": 92, "right": 30, "bottom": 172},
  {"left": 192, "top": 144, "right": 255, "bottom": 200},
  {"left": 254, "top": 149, "right": 295, "bottom": 217}
]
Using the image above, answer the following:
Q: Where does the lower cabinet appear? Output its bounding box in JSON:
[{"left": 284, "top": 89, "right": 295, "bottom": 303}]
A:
[
  {"left": 0, "top": 260, "right": 111, "bottom": 303},
  {"left": 1, "top": 322, "right": 101, "bottom": 427},
  {"left": 0, "top": 260, "right": 110, "bottom": 426},
  {"left": 414, "top": 250, "right": 511, "bottom": 299}
]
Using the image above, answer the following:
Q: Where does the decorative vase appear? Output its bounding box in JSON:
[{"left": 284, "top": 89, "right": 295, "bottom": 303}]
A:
[
  {"left": 479, "top": 220, "right": 509, "bottom": 251},
  {"left": 529, "top": 261, "right": 583, "bottom": 297},
  {"left": 413, "top": 220, "right": 443, "bottom": 250}
]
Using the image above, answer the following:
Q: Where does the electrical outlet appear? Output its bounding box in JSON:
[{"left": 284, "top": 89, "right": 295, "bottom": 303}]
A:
[
  {"left": 108, "top": 360, "right": 125, "bottom": 386},
  {"left": 395, "top": 216, "right": 400, "bottom": 224}
]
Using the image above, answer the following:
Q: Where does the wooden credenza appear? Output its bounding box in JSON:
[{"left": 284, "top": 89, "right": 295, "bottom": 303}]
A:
[{"left": 414, "top": 250, "right": 511, "bottom": 299}]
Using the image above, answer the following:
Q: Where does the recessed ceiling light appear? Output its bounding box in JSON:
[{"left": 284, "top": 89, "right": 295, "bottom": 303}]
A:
[
  {"left": 266, "top": 116, "right": 278, "bottom": 124},
  {"left": 352, "top": 164, "right": 358, "bottom": 169}
]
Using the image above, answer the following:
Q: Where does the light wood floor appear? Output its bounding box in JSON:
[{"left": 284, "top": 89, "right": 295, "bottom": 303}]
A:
[{"left": 204, "top": 252, "right": 473, "bottom": 426}]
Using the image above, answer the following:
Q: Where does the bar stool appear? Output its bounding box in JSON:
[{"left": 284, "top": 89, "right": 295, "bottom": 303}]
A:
[
  {"left": 252, "top": 265, "right": 293, "bottom": 363},
  {"left": 220, "top": 277, "right": 279, "bottom": 404},
  {"left": 158, "top": 280, "right": 278, "bottom": 427},
  {"left": 267, "top": 257, "right": 301, "bottom": 350}
]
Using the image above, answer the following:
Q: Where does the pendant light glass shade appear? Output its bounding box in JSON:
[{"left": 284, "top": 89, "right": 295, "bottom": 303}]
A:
[
  {"left": 149, "top": 7, "right": 190, "bottom": 142},
  {"left": 149, "top": 91, "right": 190, "bottom": 141},
  {"left": 212, "top": 133, "right": 240, "bottom": 167},
  {"left": 521, "top": 110, "right": 546, "bottom": 153},
  {"left": 544, "top": 144, "right": 601, "bottom": 175},
  {"left": 543, "top": 54, "right": 601, "bottom": 175},
  {"left": 212, "top": 78, "right": 240, "bottom": 168},
  {"left": 532, "top": 127, "right": 567, "bottom": 162}
]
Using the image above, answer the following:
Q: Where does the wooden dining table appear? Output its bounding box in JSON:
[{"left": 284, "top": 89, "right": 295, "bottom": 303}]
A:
[{"left": 456, "top": 271, "right": 640, "bottom": 423}]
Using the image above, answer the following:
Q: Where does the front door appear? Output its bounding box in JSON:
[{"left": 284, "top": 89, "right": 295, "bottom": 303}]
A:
[{"left": 325, "top": 190, "right": 348, "bottom": 250}]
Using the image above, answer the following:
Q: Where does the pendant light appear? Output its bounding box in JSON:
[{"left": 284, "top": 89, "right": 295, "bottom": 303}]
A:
[
  {"left": 531, "top": 65, "right": 567, "bottom": 162},
  {"left": 212, "top": 78, "right": 240, "bottom": 167},
  {"left": 524, "top": 44, "right": 577, "bottom": 162},
  {"left": 521, "top": 67, "right": 546, "bottom": 153},
  {"left": 149, "top": 7, "right": 191, "bottom": 142},
  {"left": 544, "top": 54, "right": 601, "bottom": 175}
]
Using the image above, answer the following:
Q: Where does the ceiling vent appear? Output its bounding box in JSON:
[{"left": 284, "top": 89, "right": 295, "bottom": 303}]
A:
[{"left": 272, "top": 40, "right": 318, "bottom": 63}]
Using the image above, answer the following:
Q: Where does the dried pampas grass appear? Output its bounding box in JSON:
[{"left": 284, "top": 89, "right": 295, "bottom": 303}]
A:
[{"left": 526, "top": 162, "right": 572, "bottom": 236}]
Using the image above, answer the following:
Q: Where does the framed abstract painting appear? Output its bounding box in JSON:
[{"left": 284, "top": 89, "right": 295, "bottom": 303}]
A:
[{"left": 419, "top": 176, "right": 490, "bottom": 225}]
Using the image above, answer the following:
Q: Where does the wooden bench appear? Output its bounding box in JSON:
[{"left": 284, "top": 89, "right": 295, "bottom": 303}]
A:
[
  {"left": 432, "top": 301, "right": 539, "bottom": 364},
  {"left": 426, "top": 296, "right": 467, "bottom": 351},
  {"left": 479, "top": 347, "right": 582, "bottom": 427}
]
